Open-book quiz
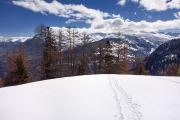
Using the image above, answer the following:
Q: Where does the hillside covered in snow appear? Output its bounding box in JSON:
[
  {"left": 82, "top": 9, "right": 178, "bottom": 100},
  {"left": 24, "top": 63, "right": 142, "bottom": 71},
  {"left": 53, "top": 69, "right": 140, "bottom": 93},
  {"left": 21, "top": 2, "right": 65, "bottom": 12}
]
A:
[
  {"left": 146, "top": 38, "right": 180, "bottom": 74},
  {"left": 0, "top": 75, "right": 180, "bottom": 120}
]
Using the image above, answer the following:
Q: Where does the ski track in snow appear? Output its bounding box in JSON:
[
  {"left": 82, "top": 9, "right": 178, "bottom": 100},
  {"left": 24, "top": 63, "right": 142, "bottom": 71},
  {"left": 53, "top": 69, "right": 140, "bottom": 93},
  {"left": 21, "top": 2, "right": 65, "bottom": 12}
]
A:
[
  {"left": 108, "top": 76, "right": 124, "bottom": 120},
  {"left": 107, "top": 75, "right": 142, "bottom": 120},
  {"left": 159, "top": 77, "right": 180, "bottom": 84}
]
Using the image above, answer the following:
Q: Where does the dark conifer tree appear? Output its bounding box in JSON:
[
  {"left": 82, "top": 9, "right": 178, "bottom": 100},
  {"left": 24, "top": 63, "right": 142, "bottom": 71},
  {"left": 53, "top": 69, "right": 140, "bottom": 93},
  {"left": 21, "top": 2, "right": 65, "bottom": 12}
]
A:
[
  {"left": 104, "top": 41, "right": 113, "bottom": 74},
  {"left": 177, "top": 64, "right": 180, "bottom": 76},
  {"left": 136, "top": 63, "right": 148, "bottom": 75},
  {"left": 165, "top": 63, "right": 178, "bottom": 76},
  {"left": 57, "top": 29, "right": 64, "bottom": 77},
  {"left": 67, "top": 27, "right": 73, "bottom": 76},
  {"left": 4, "top": 45, "right": 32, "bottom": 86},
  {"left": 41, "top": 27, "right": 59, "bottom": 79},
  {"left": 116, "top": 39, "right": 129, "bottom": 74},
  {"left": 77, "top": 32, "right": 90, "bottom": 75},
  {"left": 96, "top": 42, "right": 105, "bottom": 73}
]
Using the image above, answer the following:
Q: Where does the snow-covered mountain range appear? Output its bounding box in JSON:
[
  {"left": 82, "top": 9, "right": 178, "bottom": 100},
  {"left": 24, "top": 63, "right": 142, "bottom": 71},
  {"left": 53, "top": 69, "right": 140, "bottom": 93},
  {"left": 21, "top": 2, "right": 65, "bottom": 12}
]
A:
[
  {"left": 0, "top": 36, "right": 32, "bottom": 42},
  {"left": 0, "top": 31, "right": 179, "bottom": 79},
  {"left": 0, "top": 30, "right": 175, "bottom": 56}
]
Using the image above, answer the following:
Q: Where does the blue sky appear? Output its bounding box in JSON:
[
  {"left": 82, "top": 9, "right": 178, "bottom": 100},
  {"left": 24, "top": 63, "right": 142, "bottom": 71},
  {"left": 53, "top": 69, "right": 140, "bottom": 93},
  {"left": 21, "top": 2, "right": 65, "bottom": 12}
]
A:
[{"left": 0, "top": 0, "right": 179, "bottom": 37}]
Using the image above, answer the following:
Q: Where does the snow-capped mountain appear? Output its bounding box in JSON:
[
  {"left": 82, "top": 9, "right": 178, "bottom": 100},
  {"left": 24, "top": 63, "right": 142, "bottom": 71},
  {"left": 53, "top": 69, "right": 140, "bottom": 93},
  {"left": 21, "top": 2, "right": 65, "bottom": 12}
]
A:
[
  {"left": 159, "top": 32, "right": 180, "bottom": 38},
  {"left": 146, "top": 38, "right": 180, "bottom": 74},
  {"left": 91, "top": 32, "right": 173, "bottom": 42},
  {"left": 50, "top": 27, "right": 175, "bottom": 47},
  {"left": 0, "top": 31, "right": 177, "bottom": 79},
  {"left": 50, "top": 27, "right": 175, "bottom": 58},
  {"left": 86, "top": 32, "right": 172, "bottom": 59},
  {"left": 0, "top": 36, "right": 43, "bottom": 80},
  {"left": 0, "top": 36, "right": 31, "bottom": 42},
  {"left": 50, "top": 28, "right": 173, "bottom": 60}
]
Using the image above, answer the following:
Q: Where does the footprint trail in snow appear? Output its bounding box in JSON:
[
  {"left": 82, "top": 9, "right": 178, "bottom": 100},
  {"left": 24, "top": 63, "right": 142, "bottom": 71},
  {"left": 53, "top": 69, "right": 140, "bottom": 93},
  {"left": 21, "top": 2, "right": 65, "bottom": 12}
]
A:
[{"left": 107, "top": 75, "right": 142, "bottom": 120}]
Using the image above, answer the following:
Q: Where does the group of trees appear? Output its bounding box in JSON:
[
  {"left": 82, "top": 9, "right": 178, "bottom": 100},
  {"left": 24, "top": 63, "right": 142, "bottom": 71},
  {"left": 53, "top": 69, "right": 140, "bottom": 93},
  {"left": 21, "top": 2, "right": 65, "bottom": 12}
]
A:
[
  {"left": 93, "top": 40, "right": 129, "bottom": 74},
  {"left": 38, "top": 26, "right": 132, "bottom": 79},
  {"left": 3, "top": 25, "right": 179, "bottom": 87},
  {"left": 39, "top": 26, "right": 92, "bottom": 79},
  {"left": 37, "top": 26, "right": 131, "bottom": 79},
  {"left": 164, "top": 63, "right": 180, "bottom": 76},
  {"left": 3, "top": 45, "right": 33, "bottom": 86}
]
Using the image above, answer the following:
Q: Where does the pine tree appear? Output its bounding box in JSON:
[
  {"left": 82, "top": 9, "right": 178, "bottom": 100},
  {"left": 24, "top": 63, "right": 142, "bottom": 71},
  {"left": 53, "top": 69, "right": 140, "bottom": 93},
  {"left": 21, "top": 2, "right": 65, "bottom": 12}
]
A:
[
  {"left": 71, "top": 28, "right": 78, "bottom": 75},
  {"left": 104, "top": 41, "right": 113, "bottom": 74},
  {"left": 57, "top": 29, "right": 64, "bottom": 77},
  {"left": 41, "top": 27, "right": 59, "bottom": 79},
  {"left": 177, "top": 64, "right": 180, "bottom": 76},
  {"left": 66, "top": 27, "right": 80, "bottom": 76},
  {"left": 0, "top": 80, "right": 4, "bottom": 87},
  {"left": 136, "top": 63, "right": 148, "bottom": 75},
  {"left": 35, "top": 24, "right": 47, "bottom": 39},
  {"left": 177, "top": 55, "right": 180, "bottom": 76},
  {"left": 77, "top": 32, "right": 90, "bottom": 75},
  {"left": 116, "top": 40, "right": 129, "bottom": 74},
  {"left": 4, "top": 45, "right": 32, "bottom": 86},
  {"left": 67, "top": 27, "right": 73, "bottom": 76},
  {"left": 96, "top": 42, "right": 105, "bottom": 73},
  {"left": 165, "top": 63, "right": 177, "bottom": 76},
  {"left": 133, "top": 57, "right": 148, "bottom": 75},
  {"left": 77, "top": 58, "right": 86, "bottom": 75}
]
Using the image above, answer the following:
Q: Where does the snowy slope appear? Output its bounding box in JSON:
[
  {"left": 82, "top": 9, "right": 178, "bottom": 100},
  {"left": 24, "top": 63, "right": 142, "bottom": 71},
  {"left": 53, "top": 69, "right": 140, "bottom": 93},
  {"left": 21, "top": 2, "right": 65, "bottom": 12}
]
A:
[
  {"left": 146, "top": 39, "right": 180, "bottom": 74},
  {"left": 0, "top": 75, "right": 180, "bottom": 120}
]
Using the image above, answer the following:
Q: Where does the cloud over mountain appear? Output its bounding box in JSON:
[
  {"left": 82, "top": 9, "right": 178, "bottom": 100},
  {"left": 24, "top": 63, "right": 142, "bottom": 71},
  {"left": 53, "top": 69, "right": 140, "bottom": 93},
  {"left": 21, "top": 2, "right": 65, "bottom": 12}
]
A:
[
  {"left": 118, "top": 0, "right": 180, "bottom": 11},
  {"left": 12, "top": 0, "right": 180, "bottom": 34}
]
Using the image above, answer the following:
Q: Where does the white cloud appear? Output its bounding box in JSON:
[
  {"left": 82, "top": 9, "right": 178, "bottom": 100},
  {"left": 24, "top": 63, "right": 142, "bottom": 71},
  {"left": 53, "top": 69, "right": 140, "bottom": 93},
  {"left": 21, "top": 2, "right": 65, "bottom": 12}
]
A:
[
  {"left": 174, "top": 12, "right": 180, "bottom": 19},
  {"left": 12, "top": 0, "right": 180, "bottom": 34},
  {"left": 88, "top": 19, "right": 180, "bottom": 34},
  {"left": 12, "top": 0, "right": 110, "bottom": 24},
  {"left": 118, "top": 0, "right": 126, "bottom": 6},
  {"left": 168, "top": 0, "right": 180, "bottom": 9},
  {"left": 139, "top": 0, "right": 167, "bottom": 11},
  {"left": 118, "top": 0, "right": 180, "bottom": 11},
  {"left": 122, "top": 19, "right": 180, "bottom": 33},
  {"left": 12, "top": 0, "right": 124, "bottom": 32}
]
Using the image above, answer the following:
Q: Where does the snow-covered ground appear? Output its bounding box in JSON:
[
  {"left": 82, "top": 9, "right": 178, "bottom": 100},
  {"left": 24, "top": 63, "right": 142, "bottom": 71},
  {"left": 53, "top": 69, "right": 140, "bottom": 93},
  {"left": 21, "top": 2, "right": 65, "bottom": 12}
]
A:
[{"left": 0, "top": 75, "right": 180, "bottom": 120}]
